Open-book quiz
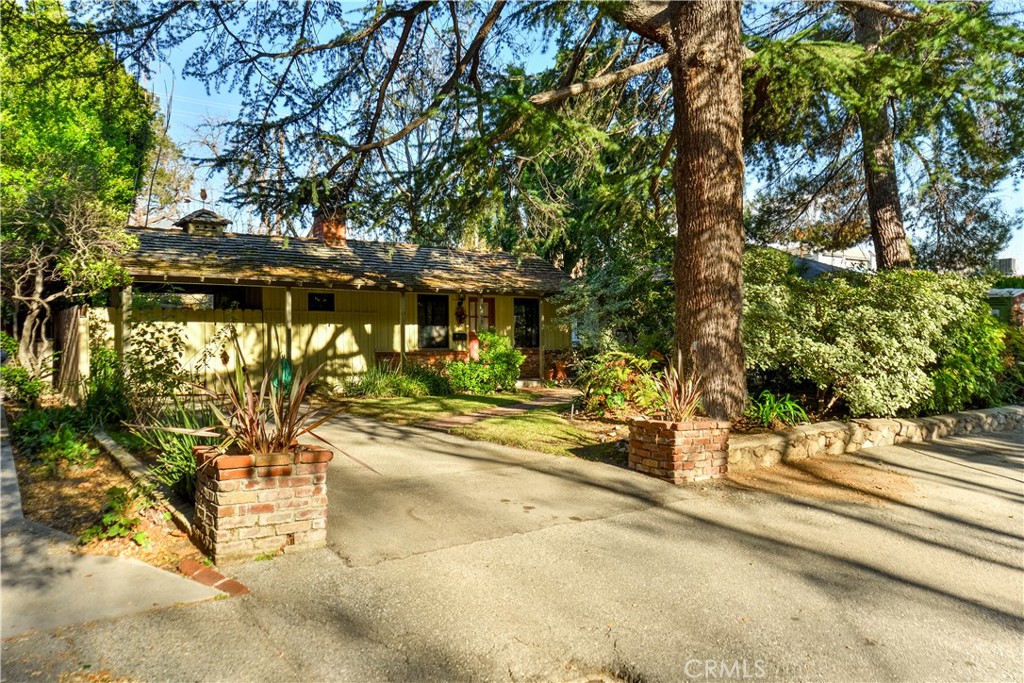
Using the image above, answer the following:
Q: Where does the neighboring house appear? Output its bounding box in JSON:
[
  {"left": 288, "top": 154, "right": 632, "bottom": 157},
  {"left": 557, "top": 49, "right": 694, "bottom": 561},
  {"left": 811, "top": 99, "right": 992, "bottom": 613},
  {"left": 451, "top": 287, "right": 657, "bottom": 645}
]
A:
[
  {"left": 85, "top": 210, "right": 571, "bottom": 385},
  {"left": 988, "top": 288, "right": 1024, "bottom": 327},
  {"left": 993, "top": 257, "right": 1021, "bottom": 276},
  {"left": 781, "top": 244, "right": 875, "bottom": 272}
]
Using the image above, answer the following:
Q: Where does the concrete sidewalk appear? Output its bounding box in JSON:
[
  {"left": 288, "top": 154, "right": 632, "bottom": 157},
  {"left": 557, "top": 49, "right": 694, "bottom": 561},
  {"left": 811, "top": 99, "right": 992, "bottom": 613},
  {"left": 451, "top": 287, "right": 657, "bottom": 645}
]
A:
[
  {"left": 2, "top": 417, "right": 1021, "bottom": 682},
  {"left": 0, "top": 408, "right": 220, "bottom": 639}
]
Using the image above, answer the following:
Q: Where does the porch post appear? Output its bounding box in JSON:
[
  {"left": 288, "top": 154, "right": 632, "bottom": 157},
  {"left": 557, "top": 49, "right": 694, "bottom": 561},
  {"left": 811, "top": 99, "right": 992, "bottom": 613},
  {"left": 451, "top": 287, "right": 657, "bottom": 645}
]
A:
[
  {"left": 113, "top": 284, "right": 132, "bottom": 358},
  {"left": 399, "top": 290, "right": 407, "bottom": 367},
  {"left": 78, "top": 310, "right": 90, "bottom": 381},
  {"left": 539, "top": 299, "right": 545, "bottom": 380},
  {"left": 284, "top": 286, "right": 293, "bottom": 364}
]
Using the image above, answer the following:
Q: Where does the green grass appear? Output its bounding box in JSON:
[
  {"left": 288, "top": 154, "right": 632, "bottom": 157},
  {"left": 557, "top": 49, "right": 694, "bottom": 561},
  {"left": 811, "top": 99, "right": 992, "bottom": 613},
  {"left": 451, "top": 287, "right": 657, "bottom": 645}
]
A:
[
  {"left": 336, "top": 393, "right": 532, "bottom": 425},
  {"left": 449, "top": 404, "right": 625, "bottom": 465}
]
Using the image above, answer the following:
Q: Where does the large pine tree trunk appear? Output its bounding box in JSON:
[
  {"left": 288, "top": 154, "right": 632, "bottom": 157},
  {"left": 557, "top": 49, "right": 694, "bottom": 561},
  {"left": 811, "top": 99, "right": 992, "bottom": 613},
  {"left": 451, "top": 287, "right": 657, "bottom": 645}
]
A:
[
  {"left": 667, "top": 1, "right": 747, "bottom": 420},
  {"left": 853, "top": 7, "right": 912, "bottom": 271}
]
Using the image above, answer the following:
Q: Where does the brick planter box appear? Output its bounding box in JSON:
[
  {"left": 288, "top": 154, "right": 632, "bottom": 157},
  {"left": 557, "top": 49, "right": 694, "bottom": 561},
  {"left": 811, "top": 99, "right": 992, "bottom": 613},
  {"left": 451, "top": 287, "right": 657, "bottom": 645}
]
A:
[
  {"left": 627, "top": 418, "right": 731, "bottom": 484},
  {"left": 192, "top": 445, "right": 333, "bottom": 564}
]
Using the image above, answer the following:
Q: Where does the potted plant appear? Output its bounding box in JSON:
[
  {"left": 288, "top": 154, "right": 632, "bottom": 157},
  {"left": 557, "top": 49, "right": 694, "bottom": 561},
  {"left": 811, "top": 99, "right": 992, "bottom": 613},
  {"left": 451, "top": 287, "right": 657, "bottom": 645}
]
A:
[
  {"left": 184, "top": 339, "right": 338, "bottom": 470},
  {"left": 627, "top": 361, "right": 731, "bottom": 484},
  {"left": 161, "top": 339, "right": 349, "bottom": 562}
]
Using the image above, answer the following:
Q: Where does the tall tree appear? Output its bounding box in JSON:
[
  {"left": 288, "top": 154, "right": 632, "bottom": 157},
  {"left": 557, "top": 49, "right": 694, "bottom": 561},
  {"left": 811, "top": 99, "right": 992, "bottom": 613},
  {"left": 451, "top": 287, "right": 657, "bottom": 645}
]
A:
[
  {"left": 50, "top": 0, "right": 989, "bottom": 417},
  {"left": 0, "top": 0, "right": 155, "bottom": 378},
  {"left": 743, "top": 2, "right": 1024, "bottom": 271}
]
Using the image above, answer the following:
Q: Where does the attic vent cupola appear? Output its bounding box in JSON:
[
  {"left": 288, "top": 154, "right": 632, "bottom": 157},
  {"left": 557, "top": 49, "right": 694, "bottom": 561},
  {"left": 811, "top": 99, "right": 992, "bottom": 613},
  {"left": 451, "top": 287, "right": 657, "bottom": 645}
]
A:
[{"left": 174, "top": 209, "right": 231, "bottom": 237}]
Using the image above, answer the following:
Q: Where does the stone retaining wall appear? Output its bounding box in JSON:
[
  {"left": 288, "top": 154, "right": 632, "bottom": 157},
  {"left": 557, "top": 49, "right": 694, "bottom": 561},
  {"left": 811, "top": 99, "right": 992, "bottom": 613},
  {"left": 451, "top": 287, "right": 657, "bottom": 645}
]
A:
[
  {"left": 192, "top": 446, "right": 333, "bottom": 564},
  {"left": 729, "top": 405, "right": 1024, "bottom": 471}
]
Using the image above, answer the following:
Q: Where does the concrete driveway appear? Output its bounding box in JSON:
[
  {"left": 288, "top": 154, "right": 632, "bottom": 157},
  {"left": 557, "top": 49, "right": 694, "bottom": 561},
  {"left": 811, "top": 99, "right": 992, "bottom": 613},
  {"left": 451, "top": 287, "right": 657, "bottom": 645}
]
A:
[
  {"left": 2, "top": 418, "right": 1022, "bottom": 682},
  {"left": 318, "top": 414, "right": 697, "bottom": 566}
]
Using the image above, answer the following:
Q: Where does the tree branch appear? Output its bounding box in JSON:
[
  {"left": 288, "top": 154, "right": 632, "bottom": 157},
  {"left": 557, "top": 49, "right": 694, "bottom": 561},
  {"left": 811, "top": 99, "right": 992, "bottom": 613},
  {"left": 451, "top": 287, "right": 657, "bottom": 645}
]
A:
[
  {"left": 528, "top": 53, "right": 669, "bottom": 107},
  {"left": 324, "top": 0, "right": 506, "bottom": 178},
  {"left": 839, "top": 0, "right": 919, "bottom": 22}
]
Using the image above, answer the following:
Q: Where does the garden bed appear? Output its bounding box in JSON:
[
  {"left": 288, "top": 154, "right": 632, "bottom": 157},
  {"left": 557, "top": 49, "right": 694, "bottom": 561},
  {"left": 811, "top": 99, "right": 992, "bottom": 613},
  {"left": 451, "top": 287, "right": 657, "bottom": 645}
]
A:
[{"left": 11, "top": 437, "right": 205, "bottom": 571}]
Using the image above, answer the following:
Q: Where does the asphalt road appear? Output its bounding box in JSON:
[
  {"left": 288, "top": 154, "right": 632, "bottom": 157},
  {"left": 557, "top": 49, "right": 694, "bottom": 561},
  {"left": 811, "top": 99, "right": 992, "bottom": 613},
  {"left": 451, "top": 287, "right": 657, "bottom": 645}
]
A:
[{"left": 2, "top": 420, "right": 1021, "bottom": 683}]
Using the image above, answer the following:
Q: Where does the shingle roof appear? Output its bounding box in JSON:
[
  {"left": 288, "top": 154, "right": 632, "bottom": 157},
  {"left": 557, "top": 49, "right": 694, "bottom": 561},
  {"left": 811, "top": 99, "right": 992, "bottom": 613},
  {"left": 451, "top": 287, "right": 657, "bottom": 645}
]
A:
[{"left": 122, "top": 227, "right": 568, "bottom": 296}]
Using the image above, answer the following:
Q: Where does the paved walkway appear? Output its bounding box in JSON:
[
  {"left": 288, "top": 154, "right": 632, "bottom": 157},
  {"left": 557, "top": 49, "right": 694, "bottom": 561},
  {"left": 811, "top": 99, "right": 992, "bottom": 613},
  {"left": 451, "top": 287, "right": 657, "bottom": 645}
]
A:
[
  {"left": 2, "top": 412, "right": 1021, "bottom": 682},
  {"left": 418, "top": 387, "right": 578, "bottom": 432},
  {"left": 0, "top": 408, "right": 220, "bottom": 639}
]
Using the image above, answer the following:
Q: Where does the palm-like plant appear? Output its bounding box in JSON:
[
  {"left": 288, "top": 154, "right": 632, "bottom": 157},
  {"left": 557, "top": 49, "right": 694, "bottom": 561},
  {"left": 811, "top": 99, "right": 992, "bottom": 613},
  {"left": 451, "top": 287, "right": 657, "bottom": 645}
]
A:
[
  {"left": 658, "top": 361, "right": 703, "bottom": 422},
  {"left": 160, "top": 336, "right": 338, "bottom": 457}
]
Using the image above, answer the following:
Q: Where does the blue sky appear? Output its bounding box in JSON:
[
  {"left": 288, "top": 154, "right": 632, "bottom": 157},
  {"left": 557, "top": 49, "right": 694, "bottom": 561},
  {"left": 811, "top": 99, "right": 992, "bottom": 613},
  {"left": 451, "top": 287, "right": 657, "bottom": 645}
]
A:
[{"left": 146, "top": 47, "right": 1023, "bottom": 265}]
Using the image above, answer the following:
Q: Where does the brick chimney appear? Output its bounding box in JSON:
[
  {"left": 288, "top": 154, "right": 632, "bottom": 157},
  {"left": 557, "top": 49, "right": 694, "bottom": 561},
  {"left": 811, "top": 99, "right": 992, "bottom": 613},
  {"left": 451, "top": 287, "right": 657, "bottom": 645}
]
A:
[{"left": 310, "top": 187, "right": 347, "bottom": 246}]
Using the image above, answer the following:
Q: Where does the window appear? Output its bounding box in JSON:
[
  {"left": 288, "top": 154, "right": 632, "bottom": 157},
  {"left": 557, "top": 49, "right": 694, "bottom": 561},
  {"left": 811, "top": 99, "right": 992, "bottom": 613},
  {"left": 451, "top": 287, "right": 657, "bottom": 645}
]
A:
[
  {"left": 468, "top": 297, "right": 495, "bottom": 333},
  {"left": 131, "top": 283, "right": 261, "bottom": 310},
  {"left": 417, "top": 294, "right": 449, "bottom": 349},
  {"left": 514, "top": 298, "right": 540, "bottom": 348},
  {"left": 308, "top": 292, "right": 335, "bottom": 312}
]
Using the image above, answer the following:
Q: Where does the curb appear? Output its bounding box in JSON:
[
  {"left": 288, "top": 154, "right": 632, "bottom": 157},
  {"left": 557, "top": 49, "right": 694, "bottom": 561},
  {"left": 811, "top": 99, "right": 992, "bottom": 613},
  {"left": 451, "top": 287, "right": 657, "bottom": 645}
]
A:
[
  {"left": 92, "top": 428, "right": 194, "bottom": 537},
  {"left": 177, "top": 558, "right": 250, "bottom": 597},
  {"left": 93, "top": 429, "right": 251, "bottom": 596},
  {"left": 0, "top": 406, "right": 26, "bottom": 524}
]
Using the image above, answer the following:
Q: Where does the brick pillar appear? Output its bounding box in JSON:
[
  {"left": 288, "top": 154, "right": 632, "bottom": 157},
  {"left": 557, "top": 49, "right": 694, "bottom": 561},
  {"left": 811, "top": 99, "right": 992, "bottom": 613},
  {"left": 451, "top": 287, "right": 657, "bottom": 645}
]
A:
[
  {"left": 627, "top": 418, "right": 731, "bottom": 484},
  {"left": 192, "top": 446, "right": 333, "bottom": 564}
]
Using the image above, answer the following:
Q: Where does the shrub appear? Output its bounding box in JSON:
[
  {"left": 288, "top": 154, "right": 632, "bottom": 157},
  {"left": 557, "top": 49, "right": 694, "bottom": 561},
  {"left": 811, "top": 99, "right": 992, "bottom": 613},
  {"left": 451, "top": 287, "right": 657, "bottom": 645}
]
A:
[
  {"left": 994, "top": 325, "right": 1024, "bottom": 405},
  {"left": 84, "top": 345, "right": 132, "bottom": 424},
  {"left": 80, "top": 485, "right": 153, "bottom": 547},
  {"left": 402, "top": 364, "right": 454, "bottom": 396},
  {"left": 134, "top": 397, "right": 216, "bottom": 498},
  {"left": 84, "top": 321, "right": 196, "bottom": 426},
  {"left": 575, "top": 351, "right": 662, "bottom": 416},
  {"left": 745, "top": 390, "right": 808, "bottom": 428},
  {"left": 478, "top": 332, "right": 525, "bottom": 391},
  {"left": 0, "top": 331, "right": 46, "bottom": 404},
  {"left": 446, "top": 359, "right": 496, "bottom": 393},
  {"left": 917, "top": 310, "right": 1004, "bottom": 415},
  {"left": 11, "top": 407, "right": 97, "bottom": 475},
  {"left": 1, "top": 364, "right": 46, "bottom": 405},
  {"left": 742, "top": 247, "right": 1004, "bottom": 418},
  {"left": 446, "top": 332, "right": 525, "bottom": 394},
  {"left": 0, "top": 331, "right": 17, "bottom": 357},
  {"left": 346, "top": 364, "right": 452, "bottom": 398}
]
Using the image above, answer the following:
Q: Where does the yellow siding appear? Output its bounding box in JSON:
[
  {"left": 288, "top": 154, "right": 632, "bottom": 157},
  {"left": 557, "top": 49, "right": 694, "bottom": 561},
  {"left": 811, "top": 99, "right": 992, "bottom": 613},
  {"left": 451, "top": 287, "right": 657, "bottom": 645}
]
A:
[
  {"left": 91, "top": 287, "right": 569, "bottom": 386},
  {"left": 541, "top": 299, "right": 571, "bottom": 350}
]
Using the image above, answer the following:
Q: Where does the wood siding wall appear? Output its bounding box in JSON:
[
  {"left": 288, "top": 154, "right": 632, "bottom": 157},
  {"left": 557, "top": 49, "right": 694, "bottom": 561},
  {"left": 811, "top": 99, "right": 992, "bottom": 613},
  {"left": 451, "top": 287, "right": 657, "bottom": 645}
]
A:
[{"left": 92, "top": 287, "right": 570, "bottom": 385}]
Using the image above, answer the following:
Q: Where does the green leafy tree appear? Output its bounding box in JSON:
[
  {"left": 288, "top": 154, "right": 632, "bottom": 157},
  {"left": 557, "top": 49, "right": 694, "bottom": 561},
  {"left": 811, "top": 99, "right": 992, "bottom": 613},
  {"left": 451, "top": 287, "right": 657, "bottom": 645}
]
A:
[
  {"left": 744, "top": 2, "right": 1024, "bottom": 272},
  {"left": 0, "top": 0, "right": 155, "bottom": 379},
  {"left": 54, "top": 0, "right": 1016, "bottom": 418}
]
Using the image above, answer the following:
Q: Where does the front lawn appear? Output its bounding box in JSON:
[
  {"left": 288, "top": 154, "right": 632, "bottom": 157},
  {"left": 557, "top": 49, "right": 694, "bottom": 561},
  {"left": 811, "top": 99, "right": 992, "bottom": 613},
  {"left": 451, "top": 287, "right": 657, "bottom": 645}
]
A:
[
  {"left": 335, "top": 392, "right": 532, "bottom": 425},
  {"left": 449, "top": 403, "right": 626, "bottom": 465}
]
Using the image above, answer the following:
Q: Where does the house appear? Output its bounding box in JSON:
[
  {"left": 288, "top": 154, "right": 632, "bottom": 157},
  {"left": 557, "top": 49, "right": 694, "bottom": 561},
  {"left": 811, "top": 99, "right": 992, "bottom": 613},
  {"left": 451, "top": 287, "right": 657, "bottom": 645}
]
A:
[
  {"left": 988, "top": 288, "right": 1024, "bottom": 327},
  {"left": 85, "top": 210, "right": 571, "bottom": 386}
]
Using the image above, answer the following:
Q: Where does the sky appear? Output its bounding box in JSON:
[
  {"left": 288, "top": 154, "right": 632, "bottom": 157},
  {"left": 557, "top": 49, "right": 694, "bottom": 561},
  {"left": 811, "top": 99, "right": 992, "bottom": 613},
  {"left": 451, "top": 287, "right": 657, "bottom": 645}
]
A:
[{"left": 144, "top": 35, "right": 1024, "bottom": 268}]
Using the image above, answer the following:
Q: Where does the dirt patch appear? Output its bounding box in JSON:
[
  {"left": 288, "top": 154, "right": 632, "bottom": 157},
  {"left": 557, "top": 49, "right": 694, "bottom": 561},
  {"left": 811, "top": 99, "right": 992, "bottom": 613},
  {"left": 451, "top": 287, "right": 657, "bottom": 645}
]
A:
[
  {"left": 726, "top": 455, "right": 915, "bottom": 505},
  {"left": 12, "top": 441, "right": 206, "bottom": 572}
]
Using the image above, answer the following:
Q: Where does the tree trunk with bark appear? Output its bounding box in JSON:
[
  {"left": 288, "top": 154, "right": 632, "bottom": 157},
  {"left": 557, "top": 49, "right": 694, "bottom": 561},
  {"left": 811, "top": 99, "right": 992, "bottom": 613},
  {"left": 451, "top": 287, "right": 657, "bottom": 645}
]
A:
[
  {"left": 853, "top": 6, "right": 912, "bottom": 271},
  {"left": 665, "top": 1, "right": 747, "bottom": 420}
]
